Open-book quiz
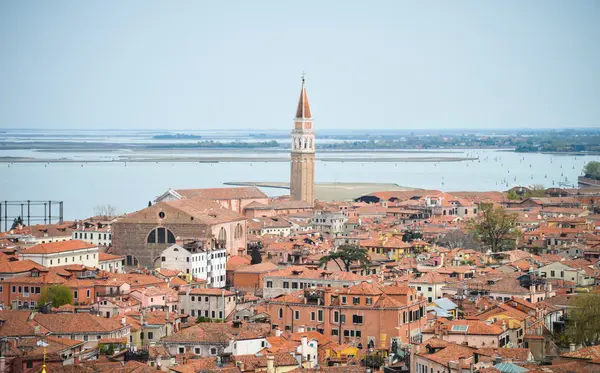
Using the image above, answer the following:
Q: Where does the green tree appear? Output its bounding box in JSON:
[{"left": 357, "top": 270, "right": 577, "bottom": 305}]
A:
[
  {"left": 319, "top": 245, "right": 371, "bottom": 272},
  {"left": 507, "top": 190, "right": 519, "bottom": 201},
  {"left": 584, "top": 161, "right": 600, "bottom": 180},
  {"left": 469, "top": 205, "right": 519, "bottom": 252},
  {"left": 250, "top": 247, "right": 262, "bottom": 265},
  {"left": 563, "top": 293, "right": 600, "bottom": 346},
  {"left": 402, "top": 230, "right": 423, "bottom": 242},
  {"left": 362, "top": 353, "right": 386, "bottom": 369},
  {"left": 529, "top": 184, "right": 546, "bottom": 197},
  {"left": 38, "top": 285, "right": 73, "bottom": 308}
]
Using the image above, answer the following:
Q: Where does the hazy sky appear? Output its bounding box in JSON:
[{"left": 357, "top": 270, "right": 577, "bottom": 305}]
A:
[{"left": 1, "top": 1, "right": 599, "bottom": 130}]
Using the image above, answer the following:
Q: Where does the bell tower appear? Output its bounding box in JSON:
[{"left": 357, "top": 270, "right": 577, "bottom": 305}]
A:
[{"left": 290, "top": 74, "right": 315, "bottom": 206}]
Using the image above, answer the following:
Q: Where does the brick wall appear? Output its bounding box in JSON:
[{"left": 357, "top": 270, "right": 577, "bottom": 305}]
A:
[{"left": 112, "top": 222, "right": 212, "bottom": 268}]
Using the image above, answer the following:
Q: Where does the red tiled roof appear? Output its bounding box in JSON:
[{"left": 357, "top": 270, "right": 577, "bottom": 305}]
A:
[
  {"left": 234, "top": 262, "right": 279, "bottom": 274},
  {"left": 99, "top": 252, "right": 124, "bottom": 261},
  {"left": 295, "top": 81, "right": 312, "bottom": 119},
  {"left": 0, "top": 259, "right": 47, "bottom": 274},
  {"left": 21, "top": 240, "right": 96, "bottom": 254}
]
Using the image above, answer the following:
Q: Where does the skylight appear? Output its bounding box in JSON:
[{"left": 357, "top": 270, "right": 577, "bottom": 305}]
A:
[{"left": 451, "top": 325, "right": 469, "bottom": 332}]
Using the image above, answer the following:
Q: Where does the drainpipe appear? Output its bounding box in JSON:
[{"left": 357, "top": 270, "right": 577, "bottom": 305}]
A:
[{"left": 222, "top": 289, "right": 225, "bottom": 321}]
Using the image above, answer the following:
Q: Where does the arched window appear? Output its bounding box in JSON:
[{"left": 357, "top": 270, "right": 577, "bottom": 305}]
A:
[
  {"left": 147, "top": 227, "right": 176, "bottom": 244},
  {"left": 218, "top": 227, "right": 227, "bottom": 243},
  {"left": 234, "top": 223, "right": 243, "bottom": 239}
]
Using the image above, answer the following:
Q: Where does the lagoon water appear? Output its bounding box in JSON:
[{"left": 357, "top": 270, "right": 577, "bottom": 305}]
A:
[
  {"left": 0, "top": 129, "right": 598, "bottom": 220},
  {"left": 1, "top": 149, "right": 597, "bottom": 220}
]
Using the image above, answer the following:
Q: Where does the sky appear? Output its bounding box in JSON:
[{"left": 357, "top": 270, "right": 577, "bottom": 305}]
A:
[{"left": 0, "top": 1, "right": 599, "bottom": 131}]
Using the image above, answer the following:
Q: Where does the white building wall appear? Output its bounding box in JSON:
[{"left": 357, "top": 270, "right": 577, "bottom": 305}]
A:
[
  {"left": 160, "top": 244, "right": 226, "bottom": 288},
  {"left": 99, "top": 259, "right": 124, "bottom": 273},
  {"left": 179, "top": 292, "right": 236, "bottom": 320},
  {"left": 226, "top": 338, "right": 267, "bottom": 355},
  {"left": 409, "top": 283, "right": 445, "bottom": 302},
  {"left": 20, "top": 247, "right": 99, "bottom": 268},
  {"left": 73, "top": 231, "right": 112, "bottom": 247}
]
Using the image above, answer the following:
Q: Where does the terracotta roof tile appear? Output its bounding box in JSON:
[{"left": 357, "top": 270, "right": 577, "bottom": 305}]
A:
[{"left": 21, "top": 240, "right": 96, "bottom": 254}]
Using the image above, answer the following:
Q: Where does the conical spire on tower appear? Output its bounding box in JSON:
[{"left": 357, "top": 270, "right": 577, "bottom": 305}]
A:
[{"left": 295, "top": 75, "right": 312, "bottom": 119}]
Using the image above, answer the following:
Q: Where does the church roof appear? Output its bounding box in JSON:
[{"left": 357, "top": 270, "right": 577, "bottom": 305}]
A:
[{"left": 295, "top": 78, "right": 312, "bottom": 119}]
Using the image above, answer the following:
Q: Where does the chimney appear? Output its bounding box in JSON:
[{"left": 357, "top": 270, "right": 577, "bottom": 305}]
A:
[
  {"left": 121, "top": 316, "right": 126, "bottom": 326},
  {"left": 237, "top": 362, "right": 245, "bottom": 372},
  {"left": 569, "top": 343, "right": 576, "bottom": 352},
  {"left": 297, "top": 325, "right": 305, "bottom": 333},
  {"left": 266, "top": 355, "right": 275, "bottom": 373},
  {"left": 275, "top": 329, "right": 283, "bottom": 337}
]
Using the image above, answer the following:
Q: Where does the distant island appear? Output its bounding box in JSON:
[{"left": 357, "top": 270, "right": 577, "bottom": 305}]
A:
[
  {"left": 514, "top": 132, "right": 600, "bottom": 154},
  {"left": 146, "top": 140, "right": 280, "bottom": 149},
  {"left": 152, "top": 134, "right": 203, "bottom": 140}
]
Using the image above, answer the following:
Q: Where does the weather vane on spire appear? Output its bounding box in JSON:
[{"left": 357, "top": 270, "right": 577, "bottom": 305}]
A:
[{"left": 301, "top": 71, "right": 306, "bottom": 83}]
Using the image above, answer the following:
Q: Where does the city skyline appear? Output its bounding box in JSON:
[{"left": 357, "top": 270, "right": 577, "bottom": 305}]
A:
[{"left": 1, "top": 1, "right": 599, "bottom": 130}]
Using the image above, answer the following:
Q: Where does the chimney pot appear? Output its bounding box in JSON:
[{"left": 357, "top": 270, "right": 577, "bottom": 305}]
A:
[{"left": 266, "top": 355, "right": 275, "bottom": 373}]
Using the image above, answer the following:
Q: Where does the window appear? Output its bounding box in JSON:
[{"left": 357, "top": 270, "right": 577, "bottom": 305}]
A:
[
  {"left": 195, "top": 347, "right": 201, "bottom": 355},
  {"left": 283, "top": 282, "right": 289, "bottom": 289},
  {"left": 218, "top": 227, "right": 227, "bottom": 243},
  {"left": 234, "top": 223, "right": 243, "bottom": 239},
  {"left": 161, "top": 257, "right": 166, "bottom": 262},
  {"left": 331, "top": 329, "right": 339, "bottom": 336},
  {"left": 292, "top": 282, "right": 298, "bottom": 289},
  {"left": 340, "top": 315, "right": 346, "bottom": 324},
  {"left": 417, "top": 286, "right": 421, "bottom": 291},
  {"left": 148, "top": 332, "right": 154, "bottom": 340},
  {"left": 266, "top": 281, "right": 273, "bottom": 288},
  {"left": 318, "top": 310, "right": 323, "bottom": 322},
  {"left": 311, "top": 312, "right": 316, "bottom": 321},
  {"left": 353, "top": 315, "right": 363, "bottom": 324},
  {"left": 353, "top": 297, "right": 360, "bottom": 305},
  {"left": 334, "top": 311, "right": 339, "bottom": 323},
  {"left": 210, "top": 347, "right": 217, "bottom": 355},
  {"left": 428, "top": 287, "right": 432, "bottom": 292},
  {"left": 84, "top": 335, "right": 88, "bottom": 341},
  {"left": 87, "top": 289, "right": 91, "bottom": 298},
  {"left": 366, "top": 297, "right": 372, "bottom": 305},
  {"left": 74, "top": 290, "right": 78, "bottom": 299},
  {"left": 12, "top": 286, "right": 15, "bottom": 293},
  {"left": 341, "top": 296, "right": 347, "bottom": 304},
  {"left": 294, "top": 310, "right": 300, "bottom": 320},
  {"left": 551, "top": 270, "right": 556, "bottom": 277},
  {"left": 179, "top": 347, "right": 185, "bottom": 354}
]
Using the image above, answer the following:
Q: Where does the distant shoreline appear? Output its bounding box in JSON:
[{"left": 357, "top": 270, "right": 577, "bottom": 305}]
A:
[{"left": 0, "top": 156, "right": 477, "bottom": 164}]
